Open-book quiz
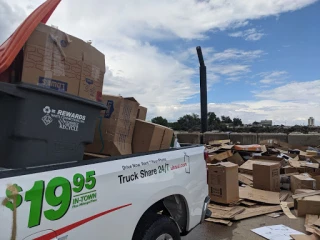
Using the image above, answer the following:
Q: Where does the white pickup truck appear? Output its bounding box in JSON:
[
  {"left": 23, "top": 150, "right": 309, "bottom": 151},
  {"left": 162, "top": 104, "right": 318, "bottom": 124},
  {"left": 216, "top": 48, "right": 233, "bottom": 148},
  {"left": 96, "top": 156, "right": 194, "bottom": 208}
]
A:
[{"left": 0, "top": 145, "right": 209, "bottom": 240}]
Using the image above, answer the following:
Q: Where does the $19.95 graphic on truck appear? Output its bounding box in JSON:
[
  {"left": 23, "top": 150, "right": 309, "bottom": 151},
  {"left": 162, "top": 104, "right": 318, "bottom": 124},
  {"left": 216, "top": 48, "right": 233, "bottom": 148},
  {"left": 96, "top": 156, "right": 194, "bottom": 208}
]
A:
[{"left": 3, "top": 171, "right": 97, "bottom": 228}]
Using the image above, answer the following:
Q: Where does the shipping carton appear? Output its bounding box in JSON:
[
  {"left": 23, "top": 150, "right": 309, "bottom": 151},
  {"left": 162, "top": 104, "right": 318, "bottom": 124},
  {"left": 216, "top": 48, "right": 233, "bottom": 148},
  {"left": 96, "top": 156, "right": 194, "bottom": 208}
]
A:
[
  {"left": 207, "top": 162, "right": 239, "bottom": 204},
  {"left": 290, "top": 175, "right": 316, "bottom": 193},
  {"left": 21, "top": 23, "right": 84, "bottom": 95},
  {"left": 253, "top": 162, "right": 280, "bottom": 192},
  {"left": 132, "top": 120, "right": 173, "bottom": 153},
  {"left": 20, "top": 23, "right": 105, "bottom": 100},
  {"left": 86, "top": 95, "right": 139, "bottom": 156},
  {"left": 239, "top": 159, "right": 282, "bottom": 175},
  {"left": 137, "top": 106, "right": 148, "bottom": 120},
  {"left": 294, "top": 195, "right": 320, "bottom": 216},
  {"left": 78, "top": 43, "right": 105, "bottom": 102}
]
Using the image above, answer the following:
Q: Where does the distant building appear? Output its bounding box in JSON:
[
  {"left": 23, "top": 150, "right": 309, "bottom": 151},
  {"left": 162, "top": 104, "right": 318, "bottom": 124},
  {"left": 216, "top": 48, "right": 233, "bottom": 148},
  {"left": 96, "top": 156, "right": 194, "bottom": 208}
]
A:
[
  {"left": 260, "top": 120, "right": 272, "bottom": 126},
  {"left": 308, "top": 117, "right": 315, "bottom": 127}
]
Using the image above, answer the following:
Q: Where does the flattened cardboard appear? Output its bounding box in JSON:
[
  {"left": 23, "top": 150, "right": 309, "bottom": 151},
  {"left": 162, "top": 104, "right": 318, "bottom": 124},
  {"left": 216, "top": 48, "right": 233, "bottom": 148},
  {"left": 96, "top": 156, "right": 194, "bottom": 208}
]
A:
[
  {"left": 238, "top": 173, "right": 253, "bottom": 186},
  {"left": 239, "top": 186, "right": 280, "bottom": 204},
  {"left": 86, "top": 95, "right": 139, "bottom": 156},
  {"left": 208, "top": 162, "right": 239, "bottom": 204},
  {"left": 233, "top": 203, "right": 294, "bottom": 220},
  {"left": 136, "top": 106, "right": 148, "bottom": 120},
  {"left": 253, "top": 162, "right": 280, "bottom": 192},
  {"left": 291, "top": 175, "right": 316, "bottom": 194},
  {"left": 209, "top": 139, "right": 231, "bottom": 146},
  {"left": 209, "top": 150, "right": 233, "bottom": 162},
  {"left": 291, "top": 234, "right": 320, "bottom": 240}
]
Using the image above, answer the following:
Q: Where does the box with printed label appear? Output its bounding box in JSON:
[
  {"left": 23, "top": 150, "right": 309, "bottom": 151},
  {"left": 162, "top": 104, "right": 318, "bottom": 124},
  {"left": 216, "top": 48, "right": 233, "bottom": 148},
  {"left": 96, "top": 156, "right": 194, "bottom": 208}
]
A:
[
  {"left": 132, "top": 120, "right": 174, "bottom": 153},
  {"left": 21, "top": 23, "right": 86, "bottom": 95},
  {"left": 78, "top": 43, "right": 105, "bottom": 102},
  {"left": 85, "top": 95, "right": 139, "bottom": 156},
  {"left": 207, "top": 162, "right": 239, "bottom": 204},
  {"left": 253, "top": 162, "right": 280, "bottom": 192}
]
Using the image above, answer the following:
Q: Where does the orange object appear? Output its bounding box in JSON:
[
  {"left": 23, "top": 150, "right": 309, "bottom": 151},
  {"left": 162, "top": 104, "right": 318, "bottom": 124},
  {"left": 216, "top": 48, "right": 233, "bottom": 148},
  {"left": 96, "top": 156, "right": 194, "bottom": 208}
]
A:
[
  {"left": 233, "top": 144, "right": 262, "bottom": 152},
  {"left": 0, "top": 0, "right": 61, "bottom": 75}
]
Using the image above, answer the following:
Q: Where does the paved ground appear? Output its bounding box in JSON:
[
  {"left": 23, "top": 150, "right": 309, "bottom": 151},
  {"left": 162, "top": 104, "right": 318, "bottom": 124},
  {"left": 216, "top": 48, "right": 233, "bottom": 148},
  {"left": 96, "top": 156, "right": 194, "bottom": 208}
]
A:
[{"left": 182, "top": 214, "right": 306, "bottom": 240}]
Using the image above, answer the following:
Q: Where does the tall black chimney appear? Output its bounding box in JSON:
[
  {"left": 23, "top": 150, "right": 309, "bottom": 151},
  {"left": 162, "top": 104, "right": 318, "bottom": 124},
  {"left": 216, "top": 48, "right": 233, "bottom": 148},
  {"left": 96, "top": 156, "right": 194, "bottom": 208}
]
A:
[{"left": 196, "top": 46, "right": 208, "bottom": 137}]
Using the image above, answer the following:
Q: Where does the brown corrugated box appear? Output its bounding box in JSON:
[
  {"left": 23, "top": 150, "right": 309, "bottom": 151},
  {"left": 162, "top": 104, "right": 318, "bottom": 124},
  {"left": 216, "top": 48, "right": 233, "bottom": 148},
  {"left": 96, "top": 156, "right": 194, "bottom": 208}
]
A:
[
  {"left": 294, "top": 195, "right": 320, "bottom": 216},
  {"left": 137, "top": 106, "right": 147, "bottom": 120},
  {"left": 132, "top": 120, "right": 173, "bottom": 153},
  {"left": 253, "top": 162, "right": 280, "bottom": 192},
  {"left": 290, "top": 174, "right": 316, "bottom": 194},
  {"left": 78, "top": 43, "right": 105, "bottom": 102},
  {"left": 207, "top": 162, "right": 239, "bottom": 204},
  {"left": 20, "top": 23, "right": 105, "bottom": 100},
  {"left": 86, "top": 95, "right": 139, "bottom": 156}
]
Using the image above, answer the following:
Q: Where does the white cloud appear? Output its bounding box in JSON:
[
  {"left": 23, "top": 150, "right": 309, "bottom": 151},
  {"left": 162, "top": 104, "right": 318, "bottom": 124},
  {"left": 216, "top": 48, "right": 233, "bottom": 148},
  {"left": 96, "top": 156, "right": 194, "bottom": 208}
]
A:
[
  {"left": 1, "top": 0, "right": 318, "bottom": 125},
  {"left": 152, "top": 80, "right": 320, "bottom": 126},
  {"left": 229, "top": 28, "right": 265, "bottom": 41},
  {"left": 259, "top": 71, "right": 288, "bottom": 84}
]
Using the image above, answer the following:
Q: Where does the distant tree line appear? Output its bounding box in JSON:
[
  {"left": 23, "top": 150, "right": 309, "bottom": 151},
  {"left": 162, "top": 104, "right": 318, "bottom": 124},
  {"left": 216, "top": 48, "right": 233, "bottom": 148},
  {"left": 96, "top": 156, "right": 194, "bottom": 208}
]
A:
[
  {"left": 151, "top": 113, "right": 320, "bottom": 134},
  {"left": 151, "top": 112, "right": 243, "bottom": 132}
]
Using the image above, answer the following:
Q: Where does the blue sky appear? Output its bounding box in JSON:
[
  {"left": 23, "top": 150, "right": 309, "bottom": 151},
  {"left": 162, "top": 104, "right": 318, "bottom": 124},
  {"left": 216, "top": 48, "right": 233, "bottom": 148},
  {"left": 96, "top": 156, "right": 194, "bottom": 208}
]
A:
[{"left": 2, "top": 0, "right": 320, "bottom": 125}]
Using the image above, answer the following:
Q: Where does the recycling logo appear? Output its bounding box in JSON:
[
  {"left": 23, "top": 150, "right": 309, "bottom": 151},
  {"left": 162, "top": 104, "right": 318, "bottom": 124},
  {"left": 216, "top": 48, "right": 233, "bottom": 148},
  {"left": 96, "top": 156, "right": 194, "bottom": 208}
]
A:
[{"left": 42, "top": 106, "right": 53, "bottom": 126}]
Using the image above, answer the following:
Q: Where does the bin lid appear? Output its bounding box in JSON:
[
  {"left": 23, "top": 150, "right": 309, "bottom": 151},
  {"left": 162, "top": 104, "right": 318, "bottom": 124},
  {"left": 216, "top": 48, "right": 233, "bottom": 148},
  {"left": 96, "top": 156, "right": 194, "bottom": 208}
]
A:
[{"left": 0, "top": 0, "right": 61, "bottom": 74}]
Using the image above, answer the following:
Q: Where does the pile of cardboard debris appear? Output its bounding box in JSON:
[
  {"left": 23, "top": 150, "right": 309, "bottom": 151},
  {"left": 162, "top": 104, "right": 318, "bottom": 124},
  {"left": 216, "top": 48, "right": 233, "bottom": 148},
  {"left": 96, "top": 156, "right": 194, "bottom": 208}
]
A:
[{"left": 205, "top": 139, "right": 320, "bottom": 239}]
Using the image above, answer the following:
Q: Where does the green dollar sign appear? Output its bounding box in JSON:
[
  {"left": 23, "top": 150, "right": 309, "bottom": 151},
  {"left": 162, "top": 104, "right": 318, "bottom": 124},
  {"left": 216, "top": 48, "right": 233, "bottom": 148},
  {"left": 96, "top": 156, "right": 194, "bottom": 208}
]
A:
[{"left": 5, "top": 184, "right": 23, "bottom": 211}]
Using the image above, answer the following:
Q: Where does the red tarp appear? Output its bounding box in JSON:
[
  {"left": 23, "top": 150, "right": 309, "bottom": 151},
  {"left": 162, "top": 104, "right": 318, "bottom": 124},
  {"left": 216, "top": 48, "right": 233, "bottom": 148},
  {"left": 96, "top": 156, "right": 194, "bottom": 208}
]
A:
[{"left": 0, "top": 0, "right": 61, "bottom": 74}]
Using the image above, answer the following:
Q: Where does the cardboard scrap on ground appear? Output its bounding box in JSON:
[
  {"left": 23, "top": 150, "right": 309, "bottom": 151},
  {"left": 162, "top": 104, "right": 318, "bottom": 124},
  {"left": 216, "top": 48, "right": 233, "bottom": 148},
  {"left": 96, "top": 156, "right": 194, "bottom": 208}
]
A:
[
  {"left": 240, "top": 200, "right": 257, "bottom": 206},
  {"left": 252, "top": 224, "right": 304, "bottom": 240},
  {"left": 291, "top": 234, "right": 320, "bottom": 240},
  {"left": 208, "top": 204, "right": 245, "bottom": 219},
  {"left": 305, "top": 215, "right": 319, "bottom": 233},
  {"left": 233, "top": 203, "right": 294, "bottom": 221},
  {"left": 239, "top": 186, "right": 280, "bottom": 204},
  {"left": 292, "top": 191, "right": 320, "bottom": 200},
  {"left": 238, "top": 173, "right": 253, "bottom": 186},
  {"left": 281, "top": 201, "right": 297, "bottom": 219},
  {"left": 280, "top": 192, "right": 290, "bottom": 201},
  {"left": 205, "top": 218, "right": 233, "bottom": 226}
]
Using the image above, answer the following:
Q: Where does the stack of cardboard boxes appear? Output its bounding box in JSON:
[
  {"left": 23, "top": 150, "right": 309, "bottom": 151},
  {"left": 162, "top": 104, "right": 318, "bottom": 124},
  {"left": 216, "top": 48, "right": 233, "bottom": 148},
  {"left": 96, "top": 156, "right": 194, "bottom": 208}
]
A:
[{"left": 85, "top": 95, "right": 174, "bottom": 156}]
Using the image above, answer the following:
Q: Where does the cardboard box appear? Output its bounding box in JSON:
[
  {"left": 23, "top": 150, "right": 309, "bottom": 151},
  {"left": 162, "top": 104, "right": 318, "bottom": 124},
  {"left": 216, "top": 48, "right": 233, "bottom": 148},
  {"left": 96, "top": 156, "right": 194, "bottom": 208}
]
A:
[
  {"left": 137, "top": 106, "right": 147, "bottom": 120},
  {"left": 253, "top": 162, "right": 280, "bottom": 192},
  {"left": 20, "top": 23, "right": 105, "bottom": 100},
  {"left": 21, "top": 23, "right": 84, "bottom": 95},
  {"left": 207, "top": 162, "right": 239, "bottom": 204},
  {"left": 132, "top": 120, "right": 174, "bottom": 153},
  {"left": 290, "top": 174, "right": 316, "bottom": 193},
  {"left": 78, "top": 43, "right": 105, "bottom": 102},
  {"left": 86, "top": 95, "right": 139, "bottom": 156},
  {"left": 294, "top": 195, "right": 320, "bottom": 216},
  {"left": 239, "top": 159, "right": 282, "bottom": 175}
]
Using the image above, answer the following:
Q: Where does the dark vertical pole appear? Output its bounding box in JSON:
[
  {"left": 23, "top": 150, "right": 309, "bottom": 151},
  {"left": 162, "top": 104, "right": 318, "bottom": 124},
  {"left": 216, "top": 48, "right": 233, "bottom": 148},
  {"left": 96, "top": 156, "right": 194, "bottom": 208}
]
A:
[{"left": 196, "top": 46, "right": 208, "bottom": 140}]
